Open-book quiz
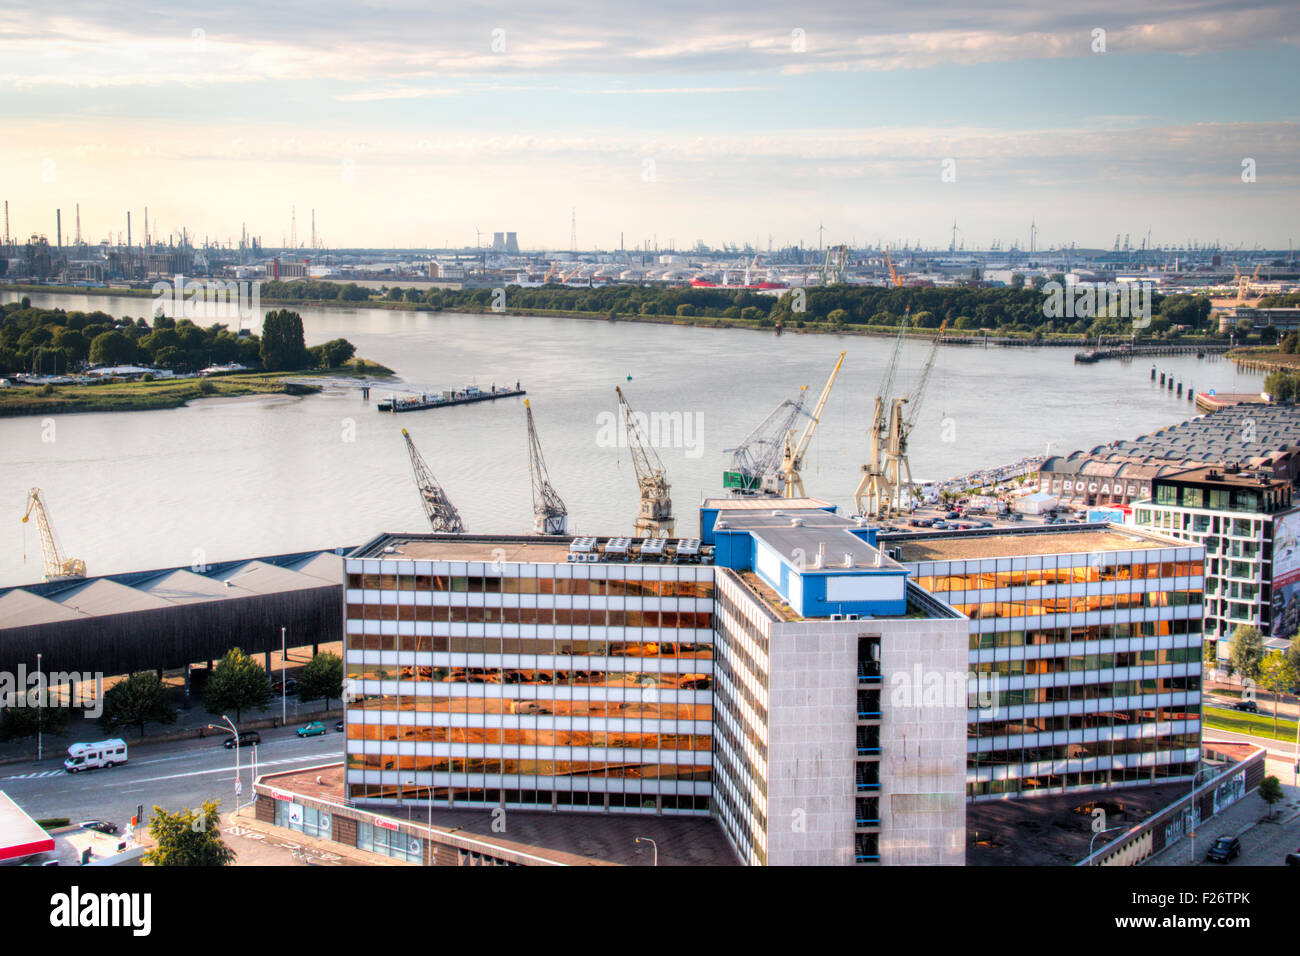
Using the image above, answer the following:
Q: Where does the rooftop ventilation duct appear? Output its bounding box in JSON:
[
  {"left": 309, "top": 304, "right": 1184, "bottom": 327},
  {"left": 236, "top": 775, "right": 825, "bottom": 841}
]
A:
[{"left": 844, "top": 553, "right": 856, "bottom": 569}]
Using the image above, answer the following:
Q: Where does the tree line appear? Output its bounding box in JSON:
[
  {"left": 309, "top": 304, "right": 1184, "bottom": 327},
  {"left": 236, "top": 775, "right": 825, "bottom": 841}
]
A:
[{"left": 0, "top": 299, "right": 355, "bottom": 375}]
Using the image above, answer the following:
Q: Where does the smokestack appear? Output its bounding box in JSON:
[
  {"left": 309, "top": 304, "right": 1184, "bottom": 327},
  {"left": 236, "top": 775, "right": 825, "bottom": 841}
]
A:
[
  {"left": 56, "top": 209, "right": 61, "bottom": 248},
  {"left": 75, "top": 204, "right": 81, "bottom": 245},
  {"left": 127, "top": 211, "right": 131, "bottom": 248}
]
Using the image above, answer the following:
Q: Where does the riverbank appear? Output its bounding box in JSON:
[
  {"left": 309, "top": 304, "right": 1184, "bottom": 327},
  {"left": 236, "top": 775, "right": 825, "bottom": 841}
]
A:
[
  {"left": 0, "top": 362, "right": 392, "bottom": 417},
  {"left": 1, "top": 282, "right": 1234, "bottom": 347},
  {"left": 1228, "top": 345, "right": 1300, "bottom": 374}
]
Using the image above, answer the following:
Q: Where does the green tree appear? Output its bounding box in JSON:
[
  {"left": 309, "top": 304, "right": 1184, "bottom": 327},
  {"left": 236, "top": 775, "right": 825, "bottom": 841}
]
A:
[
  {"left": 1264, "top": 371, "right": 1300, "bottom": 402},
  {"left": 1227, "top": 624, "right": 1265, "bottom": 683},
  {"left": 143, "top": 800, "right": 236, "bottom": 866},
  {"left": 297, "top": 652, "right": 344, "bottom": 708},
  {"left": 1258, "top": 649, "right": 1297, "bottom": 736},
  {"left": 204, "top": 648, "right": 271, "bottom": 722},
  {"left": 88, "top": 330, "right": 137, "bottom": 366},
  {"left": 259, "top": 310, "right": 308, "bottom": 371},
  {"left": 101, "top": 671, "right": 178, "bottom": 738},
  {"left": 0, "top": 699, "right": 70, "bottom": 744},
  {"left": 1259, "top": 775, "right": 1284, "bottom": 818},
  {"left": 675, "top": 304, "right": 695, "bottom": 317}
]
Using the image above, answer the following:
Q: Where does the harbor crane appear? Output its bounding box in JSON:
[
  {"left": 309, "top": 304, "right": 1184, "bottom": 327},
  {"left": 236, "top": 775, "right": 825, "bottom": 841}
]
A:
[
  {"left": 882, "top": 245, "right": 902, "bottom": 287},
  {"left": 855, "top": 313, "right": 910, "bottom": 518},
  {"left": 615, "top": 386, "right": 674, "bottom": 537},
  {"left": 879, "top": 321, "right": 946, "bottom": 516},
  {"left": 723, "top": 389, "right": 810, "bottom": 495},
  {"left": 401, "top": 428, "right": 465, "bottom": 533},
  {"left": 21, "top": 488, "right": 86, "bottom": 581},
  {"left": 778, "top": 351, "right": 846, "bottom": 499},
  {"left": 524, "top": 400, "right": 568, "bottom": 535}
]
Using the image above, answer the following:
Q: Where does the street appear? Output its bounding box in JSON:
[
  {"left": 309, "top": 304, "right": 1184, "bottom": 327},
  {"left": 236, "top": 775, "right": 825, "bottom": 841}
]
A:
[{"left": 0, "top": 726, "right": 343, "bottom": 828}]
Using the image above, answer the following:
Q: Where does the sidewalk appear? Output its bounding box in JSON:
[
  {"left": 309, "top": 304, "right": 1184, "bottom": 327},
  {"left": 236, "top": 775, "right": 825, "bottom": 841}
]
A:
[{"left": 1144, "top": 778, "right": 1300, "bottom": 866}]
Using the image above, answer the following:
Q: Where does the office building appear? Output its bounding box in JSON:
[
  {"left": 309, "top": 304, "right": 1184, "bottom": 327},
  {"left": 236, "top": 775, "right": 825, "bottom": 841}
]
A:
[
  {"left": 1131, "top": 465, "right": 1298, "bottom": 657},
  {"left": 883, "top": 525, "right": 1205, "bottom": 801}
]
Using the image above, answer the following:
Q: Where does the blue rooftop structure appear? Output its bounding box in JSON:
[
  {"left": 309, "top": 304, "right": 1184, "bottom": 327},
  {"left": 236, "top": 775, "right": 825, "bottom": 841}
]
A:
[{"left": 703, "top": 501, "right": 907, "bottom": 619}]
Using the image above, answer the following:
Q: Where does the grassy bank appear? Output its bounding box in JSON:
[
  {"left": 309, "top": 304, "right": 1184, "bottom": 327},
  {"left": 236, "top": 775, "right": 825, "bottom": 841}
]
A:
[
  {"left": 1204, "top": 704, "right": 1298, "bottom": 740},
  {"left": 0, "top": 361, "right": 392, "bottom": 417}
]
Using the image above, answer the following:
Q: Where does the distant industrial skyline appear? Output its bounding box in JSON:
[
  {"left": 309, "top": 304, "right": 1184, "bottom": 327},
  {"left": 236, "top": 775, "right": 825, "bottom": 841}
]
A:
[{"left": 2, "top": 1, "right": 1297, "bottom": 249}]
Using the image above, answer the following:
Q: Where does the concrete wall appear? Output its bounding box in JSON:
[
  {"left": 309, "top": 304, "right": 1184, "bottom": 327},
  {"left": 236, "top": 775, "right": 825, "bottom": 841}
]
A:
[{"left": 878, "top": 618, "right": 968, "bottom": 866}]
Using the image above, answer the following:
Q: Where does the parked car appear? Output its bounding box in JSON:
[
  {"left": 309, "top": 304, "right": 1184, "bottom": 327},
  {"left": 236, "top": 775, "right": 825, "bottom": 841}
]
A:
[
  {"left": 1285, "top": 848, "right": 1300, "bottom": 866},
  {"left": 1206, "top": 836, "right": 1241, "bottom": 863},
  {"left": 945, "top": 511, "right": 960, "bottom": 520},
  {"left": 931, "top": 520, "right": 948, "bottom": 529},
  {"left": 335, "top": 719, "right": 345, "bottom": 733},
  {"left": 1231, "top": 700, "right": 1259, "bottom": 713},
  {"left": 296, "top": 721, "right": 327, "bottom": 738},
  {"left": 78, "top": 820, "right": 118, "bottom": 835},
  {"left": 223, "top": 730, "right": 261, "bottom": 749},
  {"left": 271, "top": 677, "right": 299, "bottom": 695}
]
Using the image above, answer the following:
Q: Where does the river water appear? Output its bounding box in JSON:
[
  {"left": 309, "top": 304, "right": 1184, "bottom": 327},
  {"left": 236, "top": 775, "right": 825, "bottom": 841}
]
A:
[{"left": 0, "top": 290, "right": 1266, "bottom": 587}]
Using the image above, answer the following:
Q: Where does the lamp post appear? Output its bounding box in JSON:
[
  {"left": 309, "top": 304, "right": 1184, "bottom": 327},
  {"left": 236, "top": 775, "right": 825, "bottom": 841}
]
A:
[
  {"left": 35, "top": 652, "right": 42, "bottom": 763},
  {"left": 635, "top": 836, "right": 657, "bottom": 867},
  {"left": 280, "top": 626, "right": 287, "bottom": 727},
  {"left": 1188, "top": 767, "right": 1214, "bottom": 865},
  {"left": 405, "top": 778, "right": 432, "bottom": 865},
  {"left": 1088, "top": 824, "right": 1129, "bottom": 866},
  {"left": 208, "top": 716, "right": 239, "bottom": 810}
]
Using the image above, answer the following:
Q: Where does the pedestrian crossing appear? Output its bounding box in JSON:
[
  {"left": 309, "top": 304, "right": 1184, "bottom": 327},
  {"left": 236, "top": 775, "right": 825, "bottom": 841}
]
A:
[{"left": 3, "top": 769, "right": 65, "bottom": 780}]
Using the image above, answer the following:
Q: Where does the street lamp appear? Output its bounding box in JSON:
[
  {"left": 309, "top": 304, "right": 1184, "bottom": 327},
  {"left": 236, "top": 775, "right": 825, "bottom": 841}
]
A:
[
  {"left": 1188, "top": 767, "right": 1214, "bottom": 865},
  {"left": 280, "top": 626, "right": 287, "bottom": 727},
  {"left": 35, "top": 652, "right": 42, "bottom": 763},
  {"left": 405, "top": 778, "right": 432, "bottom": 866},
  {"left": 207, "top": 716, "right": 239, "bottom": 810},
  {"left": 1088, "top": 824, "right": 1129, "bottom": 865},
  {"left": 635, "top": 836, "right": 657, "bottom": 867}
]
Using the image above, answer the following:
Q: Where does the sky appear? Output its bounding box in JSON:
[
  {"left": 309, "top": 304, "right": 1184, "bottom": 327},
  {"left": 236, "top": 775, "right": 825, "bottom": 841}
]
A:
[{"left": 1, "top": 0, "right": 1297, "bottom": 252}]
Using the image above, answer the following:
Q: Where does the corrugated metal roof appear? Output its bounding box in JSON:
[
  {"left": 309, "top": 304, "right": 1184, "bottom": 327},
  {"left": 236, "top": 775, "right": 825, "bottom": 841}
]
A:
[
  {"left": 0, "top": 590, "right": 88, "bottom": 627},
  {"left": 55, "top": 578, "right": 175, "bottom": 616}
]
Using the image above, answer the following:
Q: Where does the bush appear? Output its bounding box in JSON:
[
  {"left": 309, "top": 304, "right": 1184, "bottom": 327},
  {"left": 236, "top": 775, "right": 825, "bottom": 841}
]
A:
[
  {"left": 197, "top": 379, "right": 217, "bottom": 395},
  {"left": 35, "top": 818, "right": 70, "bottom": 829},
  {"left": 39, "top": 383, "right": 55, "bottom": 396}
]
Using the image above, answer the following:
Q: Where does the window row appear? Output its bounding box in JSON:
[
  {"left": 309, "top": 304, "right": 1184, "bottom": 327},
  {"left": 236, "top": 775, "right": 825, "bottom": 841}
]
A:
[
  {"left": 347, "top": 604, "right": 713, "bottom": 628},
  {"left": 977, "top": 676, "right": 1200, "bottom": 707},
  {"left": 345, "top": 754, "right": 712, "bottom": 780},
  {"left": 347, "top": 783, "right": 710, "bottom": 813},
  {"left": 971, "top": 707, "right": 1198, "bottom": 738},
  {"left": 345, "top": 634, "right": 713, "bottom": 657},
  {"left": 914, "top": 562, "right": 1202, "bottom": 593},
  {"left": 348, "top": 694, "right": 713, "bottom": 721},
  {"left": 968, "top": 760, "right": 1198, "bottom": 798},
  {"left": 972, "top": 646, "right": 1200, "bottom": 676},
  {"left": 348, "top": 574, "right": 713, "bottom": 598},
  {"left": 954, "top": 591, "right": 1201, "bottom": 619},
  {"left": 969, "top": 620, "right": 1201, "bottom": 649},
  {"left": 346, "top": 666, "right": 712, "bottom": 691},
  {"left": 345, "top": 724, "right": 711, "bottom": 749}
]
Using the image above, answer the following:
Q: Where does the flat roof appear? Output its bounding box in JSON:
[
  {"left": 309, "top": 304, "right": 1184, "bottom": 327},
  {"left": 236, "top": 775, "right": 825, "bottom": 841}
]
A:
[
  {"left": 1160, "top": 465, "right": 1290, "bottom": 490},
  {"left": 0, "top": 791, "right": 55, "bottom": 862},
  {"left": 715, "top": 510, "right": 902, "bottom": 571},
  {"left": 701, "top": 496, "right": 833, "bottom": 511},
  {"left": 885, "top": 526, "right": 1183, "bottom": 562},
  {"left": 350, "top": 533, "right": 711, "bottom": 565}
]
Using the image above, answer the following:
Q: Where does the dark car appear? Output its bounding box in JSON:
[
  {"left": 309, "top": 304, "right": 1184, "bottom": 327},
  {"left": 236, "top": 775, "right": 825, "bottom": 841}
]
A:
[
  {"left": 945, "top": 511, "right": 960, "bottom": 520},
  {"left": 223, "top": 730, "right": 261, "bottom": 749},
  {"left": 271, "top": 677, "right": 298, "bottom": 695},
  {"left": 1286, "top": 848, "right": 1300, "bottom": 866},
  {"left": 1206, "top": 836, "right": 1241, "bottom": 863},
  {"left": 335, "top": 719, "right": 345, "bottom": 733},
  {"left": 1231, "top": 700, "right": 1259, "bottom": 713},
  {"left": 78, "top": 820, "right": 118, "bottom": 835}
]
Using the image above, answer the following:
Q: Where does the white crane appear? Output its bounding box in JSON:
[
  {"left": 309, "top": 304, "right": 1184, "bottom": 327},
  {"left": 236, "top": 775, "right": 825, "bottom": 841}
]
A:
[
  {"left": 778, "top": 351, "right": 846, "bottom": 499},
  {"left": 723, "top": 389, "right": 810, "bottom": 495}
]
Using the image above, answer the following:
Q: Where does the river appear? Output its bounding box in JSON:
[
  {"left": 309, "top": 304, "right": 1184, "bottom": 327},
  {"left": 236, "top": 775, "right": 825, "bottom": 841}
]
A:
[{"left": 0, "top": 290, "right": 1266, "bottom": 587}]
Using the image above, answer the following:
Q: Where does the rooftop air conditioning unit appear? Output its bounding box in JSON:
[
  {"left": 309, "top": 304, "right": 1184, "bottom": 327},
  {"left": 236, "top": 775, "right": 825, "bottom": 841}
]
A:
[
  {"left": 845, "top": 614, "right": 860, "bottom": 621},
  {"left": 829, "top": 613, "right": 844, "bottom": 621}
]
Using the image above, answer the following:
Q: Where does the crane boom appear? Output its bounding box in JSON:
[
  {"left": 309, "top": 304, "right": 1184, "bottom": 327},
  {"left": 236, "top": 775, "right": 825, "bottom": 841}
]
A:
[
  {"left": 723, "top": 390, "right": 809, "bottom": 494},
  {"left": 904, "top": 321, "right": 946, "bottom": 429},
  {"left": 401, "top": 428, "right": 465, "bottom": 533},
  {"left": 21, "top": 488, "right": 86, "bottom": 581},
  {"left": 525, "top": 400, "right": 568, "bottom": 534},
  {"left": 780, "top": 351, "right": 845, "bottom": 498},
  {"left": 615, "top": 386, "right": 674, "bottom": 536}
]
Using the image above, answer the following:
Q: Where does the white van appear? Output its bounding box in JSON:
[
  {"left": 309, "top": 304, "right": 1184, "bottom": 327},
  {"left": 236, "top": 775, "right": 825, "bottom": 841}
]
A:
[{"left": 64, "top": 739, "right": 128, "bottom": 772}]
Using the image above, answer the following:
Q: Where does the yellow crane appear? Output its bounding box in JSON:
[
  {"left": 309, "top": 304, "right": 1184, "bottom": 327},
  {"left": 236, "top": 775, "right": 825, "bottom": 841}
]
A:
[
  {"left": 882, "top": 245, "right": 902, "bottom": 287},
  {"left": 22, "top": 488, "right": 86, "bottom": 581},
  {"left": 779, "top": 351, "right": 846, "bottom": 498},
  {"left": 615, "top": 386, "right": 674, "bottom": 536},
  {"left": 544, "top": 261, "right": 559, "bottom": 283},
  {"left": 855, "top": 312, "right": 911, "bottom": 517}
]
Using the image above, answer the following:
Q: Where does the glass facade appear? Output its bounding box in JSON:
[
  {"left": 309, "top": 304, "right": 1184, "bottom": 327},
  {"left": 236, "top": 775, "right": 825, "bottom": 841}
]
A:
[
  {"left": 343, "top": 556, "right": 715, "bottom": 815},
  {"left": 907, "top": 543, "right": 1204, "bottom": 800}
]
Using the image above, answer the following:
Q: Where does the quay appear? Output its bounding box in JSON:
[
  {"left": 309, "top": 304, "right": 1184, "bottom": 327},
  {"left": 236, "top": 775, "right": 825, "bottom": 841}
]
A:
[{"left": 378, "top": 382, "right": 525, "bottom": 413}]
